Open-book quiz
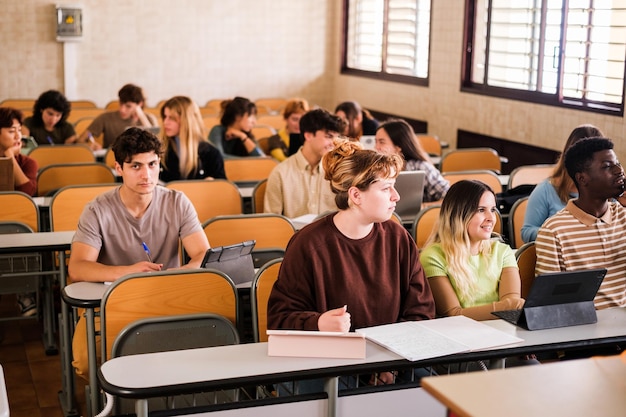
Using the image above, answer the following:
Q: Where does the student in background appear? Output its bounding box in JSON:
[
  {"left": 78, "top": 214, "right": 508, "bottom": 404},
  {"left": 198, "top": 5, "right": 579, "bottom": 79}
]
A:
[
  {"left": 159, "top": 96, "right": 225, "bottom": 182},
  {"left": 208, "top": 96, "right": 263, "bottom": 157},
  {"left": 268, "top": 138, "right": 434, "bottom": 389},
  {"left": 265, "top": 98, "right": 309, "bottom": 161},
  {"left": 0, "top": 107, "right": 38, "bottom": 316},
  {"left": 76, "top": 83, "right": 158, "bottom": 149},
  {"left": 0, "top": 107, "right": 37, "bottom": 196},
  {"left": 536, "top": 137, "right": 626, "bottom": 310},
  {"left": 521, "top": 124, "right": 604, "bottom": 242},
  {"left": 22, "top": 90, "right": 77, "bottom": 145},
  {"left": 68, "top": 127, "right": 210, "bottom": 379},
  {"left": 263, "top": 108, "right": 343, "bottom": 218},
  {"left": 375, "top": 118, "right": 449, "bottom": 202},
  {"left": 334, "top": 100, "right": 379, "bottom": 140},
  {"left": 420, "top": 180, "right": 524, "bottom": 321}
]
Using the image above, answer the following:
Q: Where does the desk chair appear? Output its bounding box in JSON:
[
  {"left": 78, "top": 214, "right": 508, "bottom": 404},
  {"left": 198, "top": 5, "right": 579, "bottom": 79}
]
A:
[
  {"left": 255, "top": 98, "right": 287, "bottom": 115},
  {"left": 0, "top": 221, "right": 41, "bottom": 322},
  {"left": 515, "top": 241, "right": 536, "bottom": 298},
  {"left": 0, "top": 98, "right": 35, "bottom": 109},
  {"left": 202, "top": 214, "right": 295, "bottom": 250},
  {"left": 251, "top": 124, "right": 276, "bottom": 142},
  {"left": 66, "top": 108, "right": 105, "bottom": 125},
  {"left": 72, "top": 117, "right": 95, "bottom": 137},
  {"left": 49, "top": 184, "right": 118, "bottom": 232},
  {"left": 204, "top": 99, "right": 224, "bottom": 114},
  {"left": 203, "top": 115, "right": 220, "bottom": 133},
  {"left": 69, "top": 100, "right": 97, "bottom": 109},
  {"left": 28, "top": 144, "right": 95, "bottom": 170},
  {"left": 37, "top": 163, "right": 116, "bottom": 196},
  {"left": 104, "top": 147, "right": 115, "bottom": 169},
  {"left": 104, "top": 100, "right": 118, "bottom": 110},
  {"left": 250, "top": 258, "right": 282, "bottom": 343},
  {"left": 416, "top": 134, "right": 442, "bottom": 157},
  {"left": 508, "top": 164, "right": 554, "bottom": 189},
  {"left": 0, "top": 191, "right": 39, "bottom": 232},
  {"left": 223, "top": 157, "right": 278, "bottom": 184},
  {"left": 111, "top": 313, "right": 240, "bottom": 413},
  {"left": 165, "top": 179, "right": 243, "bottom": 224},
  {"left": 256, "top": 114, "right": 284, "bottom": 131},
  {"left": 508, "top": 196, "right": 529, "bottom": 249},
  {"left": 101, "top": 269, "right": 238, "bottom": 362},
  {"left": 442, "top": 170, "right": 503, "bottom": 194},
  {"left": 251, "top": 178, "right": 267, "bottom": 213},
  {"left": 412, "top": 205, "right": 441, "bottom": 248},
  {"left": 440, "top": 147, "right": 502, "bottom": 173}
]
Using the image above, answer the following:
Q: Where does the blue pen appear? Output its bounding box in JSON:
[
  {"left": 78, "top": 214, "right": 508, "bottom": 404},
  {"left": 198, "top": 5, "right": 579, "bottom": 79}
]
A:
[
  {"left": 141, "top": 242, "right": 153, "bottom": 262},
  {"left": 46, "top": 136, "right": 54, "bottom": 145}
]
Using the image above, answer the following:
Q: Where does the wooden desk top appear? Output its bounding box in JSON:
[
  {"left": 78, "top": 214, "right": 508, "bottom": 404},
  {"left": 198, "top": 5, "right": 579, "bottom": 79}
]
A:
[{"left": 422, "top": 353, "right": 626, "bottom": 417}]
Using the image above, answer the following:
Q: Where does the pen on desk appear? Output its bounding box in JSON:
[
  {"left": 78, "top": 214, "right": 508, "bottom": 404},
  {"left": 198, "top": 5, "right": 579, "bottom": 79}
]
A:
[
  {"left": 46, "top": 136, "right": 54, "bottom": 145},
  {"left": 87, "top": 132, "right": 95, "bottom": 144},
  {"left": 141, "top": 242, "right": 153, "bottom": 263}
]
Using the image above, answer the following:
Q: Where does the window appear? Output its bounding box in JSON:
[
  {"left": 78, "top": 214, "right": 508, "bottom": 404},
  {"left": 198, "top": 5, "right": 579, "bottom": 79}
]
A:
[
  {"left": 343, "top": 0, "right": 432, "bottom": 85},
  {"left": 463, "top": 0, "right": 626, "bottom": 115}
]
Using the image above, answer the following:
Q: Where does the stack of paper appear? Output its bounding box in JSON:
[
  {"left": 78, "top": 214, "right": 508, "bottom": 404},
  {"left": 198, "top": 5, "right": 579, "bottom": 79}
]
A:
[{"left": 357, "top": 316, "right": 523, "bottom": 361}]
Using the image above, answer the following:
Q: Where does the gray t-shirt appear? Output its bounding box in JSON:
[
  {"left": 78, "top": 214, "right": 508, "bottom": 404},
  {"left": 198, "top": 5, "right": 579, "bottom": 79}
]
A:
[{"left": 73, "top": 185, "right": 202, "bottom": 269}]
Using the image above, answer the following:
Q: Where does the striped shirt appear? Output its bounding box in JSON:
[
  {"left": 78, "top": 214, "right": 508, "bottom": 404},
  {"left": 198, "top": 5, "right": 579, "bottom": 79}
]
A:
[{"left": 535, "top": 200, "right": 626, "bottom": 309}]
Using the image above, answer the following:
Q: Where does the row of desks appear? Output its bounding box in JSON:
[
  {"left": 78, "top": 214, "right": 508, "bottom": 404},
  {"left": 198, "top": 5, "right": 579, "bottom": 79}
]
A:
[
  {"left": 97, "top": 307, "right": 626, "bottom": 417},
  {"left": 3, "top": 230, "right": 626, "bottom": 417}
]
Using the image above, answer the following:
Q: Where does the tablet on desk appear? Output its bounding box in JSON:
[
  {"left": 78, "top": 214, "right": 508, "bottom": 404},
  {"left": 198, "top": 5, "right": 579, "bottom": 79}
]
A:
[
  {"left": 201, "top": 240, "right": 256, "bottom": 285},
  {"left": 492, "top": 268, "right": 607, "bottom": 330}
]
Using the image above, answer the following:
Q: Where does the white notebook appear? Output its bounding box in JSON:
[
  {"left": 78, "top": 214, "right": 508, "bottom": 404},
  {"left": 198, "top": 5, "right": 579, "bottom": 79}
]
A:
[{"left": 357, "top": 316, "right": 522, "bottom": 362}]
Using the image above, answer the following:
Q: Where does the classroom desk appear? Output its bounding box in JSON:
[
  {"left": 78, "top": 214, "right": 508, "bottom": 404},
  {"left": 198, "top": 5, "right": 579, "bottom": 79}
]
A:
[
  {"left": 0, "top": 231, "right": 74, "bottom": 353},
  {"left": 0, "top": 231, "right": 77, "bottom": 415},
  {"left": 422, "top": 353, "right": 626, "bottom": 417},
  {"left": 61, "top": 282, "right": 109, "bottom": 417},
  {"left": 98, "top": 308, "right": 626, "bottom": 417}
]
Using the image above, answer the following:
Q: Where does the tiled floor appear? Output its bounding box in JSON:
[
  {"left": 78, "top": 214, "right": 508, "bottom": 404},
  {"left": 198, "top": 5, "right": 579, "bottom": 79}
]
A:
[{"left": 1, "top": 294, "right": 87, "bottom": 417}]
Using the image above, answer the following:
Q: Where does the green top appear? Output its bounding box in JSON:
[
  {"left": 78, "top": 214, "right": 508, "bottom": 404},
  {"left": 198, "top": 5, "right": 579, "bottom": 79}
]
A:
[{"left": 420, "top": 240, "right": 517, "bottom": 307}]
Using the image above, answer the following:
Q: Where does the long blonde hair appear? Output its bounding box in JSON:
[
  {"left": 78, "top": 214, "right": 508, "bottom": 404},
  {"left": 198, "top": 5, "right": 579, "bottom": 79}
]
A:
[
  {"left": 425, "top": 180, "right": 496, "bottom": 303},
  {"left": 160, "top": 96, "right": 206, "bottom": 179},
  {"left": 322, "top": 139, "right": 403, "bottom": 210}
]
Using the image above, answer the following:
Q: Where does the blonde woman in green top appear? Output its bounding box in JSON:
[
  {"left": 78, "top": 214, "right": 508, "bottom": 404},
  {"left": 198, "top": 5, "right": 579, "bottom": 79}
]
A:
[{"left": 420, "top": 180, "right": 524, "bottom": 321}]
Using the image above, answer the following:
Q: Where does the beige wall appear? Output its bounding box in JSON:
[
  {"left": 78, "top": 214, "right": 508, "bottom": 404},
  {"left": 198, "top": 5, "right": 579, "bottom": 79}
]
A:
[
  {"left": 1, "top": 0, "right": 337, "bottom": 109},
  {"left": 2, "top": 0, "right": 625, "bottom": 159}
]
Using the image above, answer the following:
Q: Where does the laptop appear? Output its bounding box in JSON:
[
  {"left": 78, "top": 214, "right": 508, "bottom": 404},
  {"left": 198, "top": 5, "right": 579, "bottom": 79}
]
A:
[
  {"left": 394, "top": 170, "right": 425, "bottom": 224},
  {"left": 359, "top": 135, "right": 376, "bottom": 150},
  {"left": 492, "top": 268, "right": 607, "bottom": 330}
]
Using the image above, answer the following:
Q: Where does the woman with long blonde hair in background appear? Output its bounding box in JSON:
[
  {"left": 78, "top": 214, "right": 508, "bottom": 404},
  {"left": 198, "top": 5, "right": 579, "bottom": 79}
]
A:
[{"left": 159, "top": 96, "right": 225, "bottom": 182}]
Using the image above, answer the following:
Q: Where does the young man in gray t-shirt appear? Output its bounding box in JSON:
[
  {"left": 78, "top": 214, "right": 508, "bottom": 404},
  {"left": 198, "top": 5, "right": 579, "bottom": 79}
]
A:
[{"left": 69, "top": 127, "right": 210, "bottom": 379}]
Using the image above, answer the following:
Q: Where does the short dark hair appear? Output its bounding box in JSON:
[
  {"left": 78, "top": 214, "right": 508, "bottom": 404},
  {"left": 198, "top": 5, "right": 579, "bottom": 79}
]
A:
[
  {"left": 0, "top": 107, "right": 23, "bottom": 128},
  {"left": 112, "top": 127, "right": 163, "bottom": 166},
  {"left": 299, "top": 108, "right": 344, "bottom": 135},
  {"left": 118, "top": 84, "right": 145, "bottom": 104},
  {"left": 32, "top": 90, "right": 71, "bottom": 124},
  {"left": 564, "top": 136, "right": 614, "bottom": 186}
]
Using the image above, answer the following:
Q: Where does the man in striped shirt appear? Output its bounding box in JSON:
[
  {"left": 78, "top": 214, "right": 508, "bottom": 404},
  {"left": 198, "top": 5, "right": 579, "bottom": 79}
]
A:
[{"left": 535, "top": 137, "right": 626, "bottom": 309}]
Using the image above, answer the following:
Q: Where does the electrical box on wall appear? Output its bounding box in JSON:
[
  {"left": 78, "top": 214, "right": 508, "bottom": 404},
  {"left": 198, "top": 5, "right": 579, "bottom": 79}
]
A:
[{"left": 56, "top": 5, "right": 82, "bottom": 41}]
